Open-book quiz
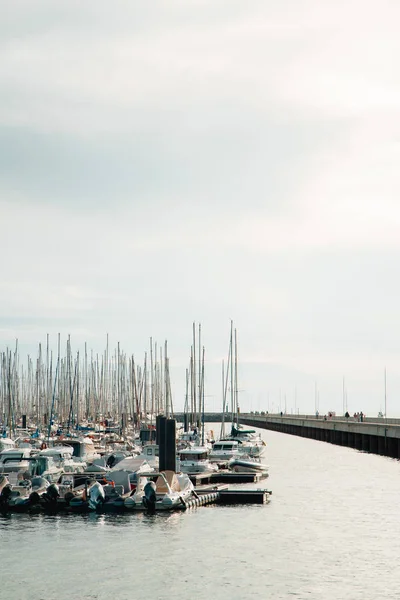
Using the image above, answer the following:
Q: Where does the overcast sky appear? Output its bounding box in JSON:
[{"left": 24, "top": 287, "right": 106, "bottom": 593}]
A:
[{"left": 1, "top": 0, "right": 399, "bottom": 416}]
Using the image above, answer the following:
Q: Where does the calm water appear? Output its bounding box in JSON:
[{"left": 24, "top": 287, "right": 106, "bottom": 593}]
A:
[{"left": 1, "top": 425, "right": 400, "bottom": 600}]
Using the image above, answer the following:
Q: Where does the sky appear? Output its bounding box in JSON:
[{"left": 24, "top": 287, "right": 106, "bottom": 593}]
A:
[{"left": 1, "top": 0, "right": 400, "bottom": 417}]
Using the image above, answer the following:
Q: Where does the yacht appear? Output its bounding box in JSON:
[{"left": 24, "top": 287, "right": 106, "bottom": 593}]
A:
[
  {"left": 209, "top": 440, "right": 241, "bottom": 465},
  {"left": 29, "top": 454, "right": 64, "bottom": 483},
  {"left": 178, "top": 446, "right": 218, "bottom": 474},
  {"left": 58, "top": 437, "right": 100, "bottom": 465},
  {"left": 0, "top": 448, "right": 33, "bottom": 480},
  {"left": 38, "top": 445, "right": 87, "bottom": 473},
  {"left": 225, "top": 425, "right": 266, "bottom": 458}
]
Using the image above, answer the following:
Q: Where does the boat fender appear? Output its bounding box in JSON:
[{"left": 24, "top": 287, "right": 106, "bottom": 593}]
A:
[
  {"left": 40, "top": 442, "right": 47, "bottom": 450},
  {"left": 29, "top": 491, "right": 41, "bottom": 505},
  {"left": 64, "top": 491, "right": 75, "bottom": 504},
  {"left": 47, "top": 484, "right": 60, "bottom": 500},
  {"left": 0, "top": 484, "right": 12, "bottom": 505}
]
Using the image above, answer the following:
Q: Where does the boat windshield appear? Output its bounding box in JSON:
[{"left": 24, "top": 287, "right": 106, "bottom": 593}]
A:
[
  {"left": 145, "top": 446, "right": 159, "bottom": 457},
  {"left": 180, "top": 452, "right": 208, "bottom": 461},
  {"left": 0, "top": 452, "right": 25, "bottom": 462},
  {"left": 214, "top": 443, "right": 236, "bottom": 451},
  {"left": 30, "top": 457, "right": 48, "bottom": 476}
]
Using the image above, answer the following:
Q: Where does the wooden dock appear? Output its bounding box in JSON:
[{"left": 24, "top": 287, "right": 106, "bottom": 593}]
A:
[
  {"left": 188, "top": 470, "right": 267, "bottom": 486},
  {"left": 218, "top": 489, "right": 271, "bottom": 505}
]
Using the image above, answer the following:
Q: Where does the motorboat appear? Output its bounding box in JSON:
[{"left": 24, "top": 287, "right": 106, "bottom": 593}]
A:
[
  {"left": 108, "top": 458, "right": 154, "bottom": 491},
  {"left": 29, "top": 455, "right": 63, "bottom": 483},
  {"left": 0, "top": 448, "right": 33, "bottom": 481},
  {"left": 101, "top": 470, "right": 133, "bottom": 511},
  {"left": 68, "top": 480, "right": 106, "bottom": 512},
  {"left": 39, "top": 445, "right": 87, "bottom": 474},
  {"left": 209, "top": 440, "right": 241, "bottom": 465},
  {"left": 178, "top": 446, "right": 218, "bottom": 474},
  {"left": 224, "top": 425, "right": 267, "bottom": 458},
  {"left": 0, "top": 474, "right": 57, "bottom": 513},
  {"left": 0, "top": 437, "right": 15, "bottom": 452},
  {"left": 125, "top": 470, "right": 195, "bottom": 511},
  {"left": 135, "top": 444, "right": 159, "bottom": 469},
  {"left": 227, "top": 456, "right": 269, "bottom": 475},
  {"left": 57, "top": 437, "right": 100, "bottom": 465},
  {"left": 110, "top": 455, "right": 154, "bottom": 473}
]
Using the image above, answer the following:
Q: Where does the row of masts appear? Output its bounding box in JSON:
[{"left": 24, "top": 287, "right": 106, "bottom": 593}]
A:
[
  {"left": 184, "top": 322, "right": 205, "bottom": 432},
  {"left": 0, "top": 335, "right": 174, "bottom": 434},
  {"left": 181, "top": 321, "right": 240, "bottom": 440},
  {"left": 220, "top": 321, "right": 239, "bottom": 438},
  {"left": 1, "top": 322, "right": 240, "bottom": 437}
]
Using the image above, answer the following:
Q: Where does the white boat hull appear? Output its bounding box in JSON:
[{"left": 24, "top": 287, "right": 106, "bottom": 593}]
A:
[{"left": 228, "top": 458, "right": 268, "bottom": 474}]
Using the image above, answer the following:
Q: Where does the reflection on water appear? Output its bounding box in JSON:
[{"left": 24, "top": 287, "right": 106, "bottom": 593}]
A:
[{"left": 2, "top": 425, "right": 400, "bottom": 600}]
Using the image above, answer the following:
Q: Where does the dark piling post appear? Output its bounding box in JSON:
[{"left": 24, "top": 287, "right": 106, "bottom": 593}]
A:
[
  {"left": 22, "top": 415, "right": 27, "bottom": 429},
  {"left": 158, "top": 416, "right": 167, "bottom": 472},
  {"left": 183, "top": 413, "right": 189, "bottom": 432},
  {"left": 165, "top": 418, "right": 177, "bottom": 472},
  {"left": 156, "top": 415, "right": 162, "bottom": 446}
]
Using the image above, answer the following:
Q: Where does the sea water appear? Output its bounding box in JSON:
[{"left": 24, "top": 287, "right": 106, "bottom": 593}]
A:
[{"left": 1, "top": 425, "right": 400, "bottom": 600}]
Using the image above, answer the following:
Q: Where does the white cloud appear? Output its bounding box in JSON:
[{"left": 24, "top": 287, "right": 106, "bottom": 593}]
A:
[{"left": 1, "top": 0, "right": 400, "bottom": 415}]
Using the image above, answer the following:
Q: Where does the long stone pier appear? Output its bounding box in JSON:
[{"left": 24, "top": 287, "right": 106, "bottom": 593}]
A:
[{"left": 238, "top": 413, "right": 400, "bottom": 459}]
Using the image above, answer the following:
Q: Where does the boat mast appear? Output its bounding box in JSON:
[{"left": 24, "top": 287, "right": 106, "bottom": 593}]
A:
[
  {"left": 220, "top": 360, "right": 225, "bottom": 439},
  {"left": 230, "top": 320, "right": 234, "bottom": 426},
  {"left": 198, "top": 322, "right": 201, "bottom": 428},
  {"left": 184, "top": 367, "right": 189, "bottom": 430},
  {"left": 150, "top": 337, "right": 154, "bottom": 427},
  {"left": 201, "top": 346, "right": 205, "bottom": 446},
  {"left": 192, "top": 322, "right": 196, "bottom": 427},
  {"left": 164, "top": 341, "right": 169, "bottom": 418},
  {"left": 234, "top": 327, "right": 239, "bottom": 427},
  {"left": 190, "top": 347, "right": 194, "bottom": 427}
]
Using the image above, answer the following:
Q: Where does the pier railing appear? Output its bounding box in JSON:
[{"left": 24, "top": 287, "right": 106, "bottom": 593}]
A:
[{"left": 238, "top": 413, "right": 400, "bottom": 459}]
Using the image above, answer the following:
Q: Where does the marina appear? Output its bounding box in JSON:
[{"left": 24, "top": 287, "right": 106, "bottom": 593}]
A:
[
  {"left": 2, "top": 2, "right": 398, "bottom": 598},
  {"left": 0, "top": 428, "right": 271, "bottom": 516},
  {"left": 0, "top": 325, "right": 272, "bottom": 519}
]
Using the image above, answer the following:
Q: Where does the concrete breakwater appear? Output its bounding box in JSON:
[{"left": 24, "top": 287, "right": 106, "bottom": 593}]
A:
[{"left": 239, "top": 414, "right": 400, "bottom": 459}]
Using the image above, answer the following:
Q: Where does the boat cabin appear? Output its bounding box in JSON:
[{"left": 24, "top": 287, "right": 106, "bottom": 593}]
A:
[
  {"left": 142, "top": 445, "right": 159, "bottom": 459},
  {"left": 0, "top": 448, "right": 32, "bottom": 473},
  {"left": 59, "top": 438, "right": 98, "bottom": 461},
  {"left": 179, "top": 448, "right": 209, "bottom": 462},
  {"left": 212, "top": 441, "right": 239, "bottom": 452}
]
